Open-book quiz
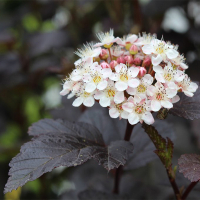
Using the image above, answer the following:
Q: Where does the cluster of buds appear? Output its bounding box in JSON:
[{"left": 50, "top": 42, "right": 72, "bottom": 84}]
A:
[{"left": 60, "top": 29, "right": 198, "bottom": 125}]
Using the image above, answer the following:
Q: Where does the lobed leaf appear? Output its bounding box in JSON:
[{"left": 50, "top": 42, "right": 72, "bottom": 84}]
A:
[
  {"left": 79, "top": 108, "right": 175, "bottom": 170},
  {"left": 178, "top": 154, "right": 200, "bottom": 182},
  {"left": 169, "top": 86, "right": 200, "bottom": 120},
  {"left": 4, "top": 119, "right": 133, "bottom": 193}
]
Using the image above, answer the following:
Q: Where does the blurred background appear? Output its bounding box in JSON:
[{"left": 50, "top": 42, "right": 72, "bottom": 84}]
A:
[{"left": 1, "top": 0, "right": 200, "bottom": 199}]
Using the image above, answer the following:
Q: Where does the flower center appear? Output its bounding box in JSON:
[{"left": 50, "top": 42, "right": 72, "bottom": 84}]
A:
[
  {"left": 156, "top": 93, "right": 164, "bottom": 101},
  {"left": 107, "top": 89, "right": 115, "bottom": 97},
  {"left": 120, "top": 74, "right": 128, "bottom": 82},
  {"left": 137, "top": 84, "right": 146, "bottom": 93},
  {"left": 164, "top": 73, "right": 173, "bottom": 81},
  {"left": 116, "top": 103, "right": 123, "bottom": 111},
  {"left": 156, "top": 43, "right": 165, "bottom": 54},
  {"left": 135, "top": 105, "right": 145, "bottom": 114},
  {"left": 93, "top": 75, "right": 102, "bottom": 84},
  {"left": 83, "top": 92, "right": 91, "bottom": 97}
]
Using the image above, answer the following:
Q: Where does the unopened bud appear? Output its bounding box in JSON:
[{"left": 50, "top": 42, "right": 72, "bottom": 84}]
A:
[
  {"left": 101, "top": 62, "right": 110, "bottom": 69},
  {"left": 143, "top": 56, "right": 151, "bottom": 67},
  {"left": 99, "top": 49, "right": 108, "bottom": 60},
  {"left": 138, "top": 67, "right": 147, "bottom": 78},
  {"left": 93, "top": 57, "right": 100, "bottom": 62},
  {"left": 133, "top": 57, "right": 142, "bottom": 66},
  {"left": 129, "top": 44, "right": 138, "bottom": 55},
  {"left": 117, "top": 56, "right": 126, "bottom": 64},
  {"left": 125, "top": 42, "right": 132, "bottom": 50},
  {"left": 124, "top": 55, "right": 134, "bottom": 64},
  {"left": 110, "top": 60, "right": 118, "bottom": 70}
]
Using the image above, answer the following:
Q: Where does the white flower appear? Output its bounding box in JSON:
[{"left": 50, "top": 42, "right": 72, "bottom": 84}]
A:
[
  {"left": 122, "top": 96, "right": 154, "bottom": 125},
  {"left": 126, "top": 74, "right": 153, "bottom": 99},
  {"left": 72, "top": 85, "right": 95, "bottom": 107},
  {"left": 110, "top": 45, "right": 124, "bottom": 57},
  {"left": 94, "top": 29, "right": 118, "bottom": 48},
  {"left": 82, "top": 62, "right": 112, "bottom": 93},
  {"left": 177, "top": 75, "right": 198, "bottom": 97},
  {"left": 74, "top": 43, "right": 101, "bottom": 66},
  {"left": 147, "top": 82, "right": 174, "bottom": 111},
  {"left": 60, "top": 79, "right": 81, "bottom": 97},
  {"left": 94, "top": 80, "right": 124, "bottom": 107},
  {"left": 154, "top": 62, "right": 185, "bottom": 83},
  {"left": 116, "top": 34, "right": 138, "bottom": 49},
  {"left": 171, "top": 54, "right": 188, "bottom": 70},
  {"left": 142, "top": 39, "right": 179, "bottom": 66},
  {"left": 110, "top": 63, "right": 140, "bottom": 91},
  {"left": 109, "top": 101, "right": 129, "bottom": 119},
  {"left": 134, "top": 32, "right": 156, "bottom": 46}
]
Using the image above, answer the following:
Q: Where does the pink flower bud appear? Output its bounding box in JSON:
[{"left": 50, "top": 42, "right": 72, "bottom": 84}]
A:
[
  {"left": 110, "top": 60, "right": 118, "bottom": 70},
  {"left": 117, "top": 56, "right": 126, "bottom": 64},
  {"left": 129, "top": 44, "right": 138, "bottom": 55},
  {"left": 125, "top": 42, "right": 132, "bottom": 50},
  {"left": 138, "top": 67, "right": 147, "bottom": 78},
  {"left": 99, "top": 49, "right": 108, "bottom": 60},
  {"left": 124, "top": 55, "right": 134, "bottom": 64},
  {"left": 133, "top": 57, "right": 142, "bottom": 66},
  {"left": 100, "top": 61, "right": 110, "bottom": 69},
  {"left": 143, "top": 56, "right": 151, "bottom": 67}
]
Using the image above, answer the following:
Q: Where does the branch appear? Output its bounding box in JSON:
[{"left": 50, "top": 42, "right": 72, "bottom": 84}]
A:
[
  {"left": 113, "top": 121, "right": 134, "bottom": 194},
  {"left": 142, "top": 123, "right": 182, "bottom": 200},
  {"left": 182, "top": 181, "right": 198, "bottom": 200}
]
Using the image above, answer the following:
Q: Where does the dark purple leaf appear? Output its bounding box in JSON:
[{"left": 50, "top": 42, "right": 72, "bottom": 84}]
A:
[
  {"left": 169, "top": 87, "right": 200, "bottom": 120},
  {"left": 5, "top": 119, "right": 133, "bottom": 193},
  {"left": 178, "top": 154, "right": 200, "bottom": 182},
  {"left": 79, "top": 108, "right": 175, "bottom": 170}
]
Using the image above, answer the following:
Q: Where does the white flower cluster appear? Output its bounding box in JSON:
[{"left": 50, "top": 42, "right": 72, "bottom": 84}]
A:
[{"left": 60, "top": 29, "right": 198, "bottom": 125}]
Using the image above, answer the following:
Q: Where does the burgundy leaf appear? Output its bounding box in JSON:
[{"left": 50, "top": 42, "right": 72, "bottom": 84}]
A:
[
  {"left": 169, "top": 86, "right": 200, "bottom": 120},
  {"left": 178, "top": 154, "right": 200, "bottom": 182},
  {"left": 4, "top": 119, "right": 133, "bottom": 193}
]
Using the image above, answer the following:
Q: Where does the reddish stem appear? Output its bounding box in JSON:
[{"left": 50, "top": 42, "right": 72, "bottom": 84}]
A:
[
  {"left": 182, "top": 181, "right": 198, "bottom": 200},
  {"left": 113, "top": 121, "right": 134, "bottom": 194}
]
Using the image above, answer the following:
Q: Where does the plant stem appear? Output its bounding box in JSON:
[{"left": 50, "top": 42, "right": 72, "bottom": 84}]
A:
[
  {"left": 182, "top": 182, "right": 198, "bottom": 200},
  {"left": 166, "top": 169, "right": 182, "bottom": 200},
  {"left": 113, "top": 121, "right": 134, "bottom": 194}
]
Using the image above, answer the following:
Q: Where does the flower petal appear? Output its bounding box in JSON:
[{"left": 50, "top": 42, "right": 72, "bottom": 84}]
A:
[
  {"left": 121, "top": 111, "right": 129, "bottom": 119},
  {"left": 128, "top": 78, "right": 140, "bottom": 88},
  {"left": 97, "top": 80, "right": 107, "bottom": 90},
  {"left": 126, "top": 87, "right": 136, "bottom": 95},
  {"left": 161, "top": 100, "right": 173, "bottom": 109},
  {"left": 114, "top": 91, "right": 124, "bottom": 104},
  {"left": 155, "top": 72, "right": 165, "bottom": 83},
  {"left": 142, "top": 44, "right": 154, "bottom": 54},
  {"left": 166, "top": 88, "right": 177, "bottom": 98},
  {"left": 94, "top": 90, "right": 103, "bottom": 100},
  {"left": 99, "top": 96, "right": 110, "bottom": 107},
  {"left": 110, "top": 73, "right": 119, "bottom": 81},
  {"left": 166, "top": 49, "right": 179, "bottom": 59},
  {"left": 122, "top": 102, "right": 133, "bottom": 113},
  {"left": 115, "top": 81, "right": 128, "bottom": 91},
  {"left": 128, "top": 67, "right": 139, "bottom": 77},
  {"left": 151, "top": 100, "right": 161, "bottom": 111},
  {"left": 171, "top": 95, "right": 180, "bottom": 103},
  {"left": 128, "top": 113, "right": 140, "bottom": 125},
  {"left": 85, "top": 82, "right": 96, "bottom": 93},
  {"left": 153, "top": 65, "right": 163, "bottom": 73},
  {"left": 142, "top": 112, "right": 154, "bottom": 125},
  {"left": 83, "top": 96, "right": 95, "bottom": 107},
  {"left": 102, "top": 68, "right": 112, "bottom": 78},
  {"left": 152, "top": 54, "right": 163, "bottom": 66},
  {"left": 72, "top": 97, "right": 84, "bottom": 107},
  {"left": 143, "top": 74, "right": 153, "bottom": 85},
  {"left": 109, "top": 108, "right": 120, "bottom": 118}
]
